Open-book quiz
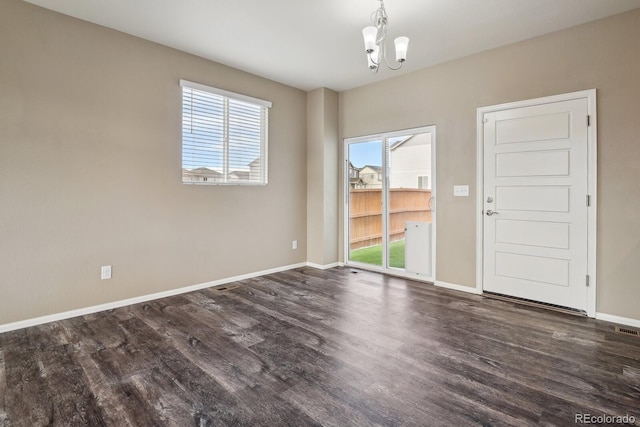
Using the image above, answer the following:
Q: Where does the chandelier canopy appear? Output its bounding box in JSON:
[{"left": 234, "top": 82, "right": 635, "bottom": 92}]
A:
[{"left": 362, "top": 0, "right": 409, "bottom": 73}]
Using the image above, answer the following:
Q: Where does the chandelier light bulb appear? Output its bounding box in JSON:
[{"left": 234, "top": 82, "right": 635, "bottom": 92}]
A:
[
  {"left": 394, "top": 36, "right": 409, "bottom": 62},
  {"left": 362, "top": 26, "right": 378, "bottom": 53}
]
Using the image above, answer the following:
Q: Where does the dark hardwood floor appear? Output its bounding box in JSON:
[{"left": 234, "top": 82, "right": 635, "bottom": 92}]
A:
[{"left": 1, "top": 267, "right": 639, "bottom": 426}]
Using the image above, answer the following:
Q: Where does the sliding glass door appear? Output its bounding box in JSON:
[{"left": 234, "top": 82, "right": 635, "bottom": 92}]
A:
[
  {"left": 347, "top": 139, "right": 384, "bottom": 267},
  {"left": 346, "top": 127, "right": 435, "bottom": 280}
]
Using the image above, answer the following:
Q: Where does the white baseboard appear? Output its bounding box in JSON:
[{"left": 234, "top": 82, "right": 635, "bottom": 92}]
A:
[
  {"left": 0, "top": 262, "right": 308, "bottom": 334},
  {"left": 306, "top": 262, "right": 340, "bottom": 270},
  {"left": 595, "top": 312, "right": 640, "bottom": 329},
  {"left": 435, "top": 280, "right": 483, "bottom": 295}
]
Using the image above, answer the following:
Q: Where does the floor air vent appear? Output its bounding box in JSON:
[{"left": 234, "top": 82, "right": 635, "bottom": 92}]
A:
[{"left": 615, "top": 326, "right": 640, "bottom": 337}]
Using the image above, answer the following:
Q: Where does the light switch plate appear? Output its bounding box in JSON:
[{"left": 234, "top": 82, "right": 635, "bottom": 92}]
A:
[{"left": 453, "top": 185, "right": 469, "bottom": 197}]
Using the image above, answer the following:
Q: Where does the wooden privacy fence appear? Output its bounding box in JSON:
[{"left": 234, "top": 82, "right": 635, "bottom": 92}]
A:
[{"left": 349, "top": 188, "right": 432, "bottom": 251}]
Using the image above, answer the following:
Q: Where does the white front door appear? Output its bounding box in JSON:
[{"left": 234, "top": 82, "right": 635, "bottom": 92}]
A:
[{"left": 482, "top": 97, "right": 590, "bottom": 311}]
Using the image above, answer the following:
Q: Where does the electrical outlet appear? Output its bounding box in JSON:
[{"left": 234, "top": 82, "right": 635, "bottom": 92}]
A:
[
  {"left": 101, "top": 265, "right": 112, "bottom": 280},
  {"left": 292, "top": 240, "right": 298, "bottom": 250}
]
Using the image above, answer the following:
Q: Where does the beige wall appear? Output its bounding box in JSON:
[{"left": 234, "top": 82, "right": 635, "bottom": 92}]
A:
[
  {"left": 340, "top": 9, "right": 640, "bottom": 320},
  {"left": 307, "top": 88, "right": 339, "bottom": 266},
  {"left": 0, "top": 0, "right": 307, "bottom": 324}
]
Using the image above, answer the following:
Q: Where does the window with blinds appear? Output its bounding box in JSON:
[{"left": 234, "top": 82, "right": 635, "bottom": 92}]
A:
[{"left": 180, "top": 80, "right": 271, "bottom": 185}]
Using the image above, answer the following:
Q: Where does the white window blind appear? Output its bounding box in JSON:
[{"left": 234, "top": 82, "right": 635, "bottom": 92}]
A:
[{"left": 180, "top": 80, "right": 271, "bottom": 185}]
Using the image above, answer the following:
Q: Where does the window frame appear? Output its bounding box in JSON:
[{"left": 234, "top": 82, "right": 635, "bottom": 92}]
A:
[{"left": 180, "top": 79, "right": 271, "bottom": 186}]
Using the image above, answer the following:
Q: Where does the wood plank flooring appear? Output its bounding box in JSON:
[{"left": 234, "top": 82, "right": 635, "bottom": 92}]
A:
[{"left": 1, "top": 266, "right": 639, "bottom": 426}]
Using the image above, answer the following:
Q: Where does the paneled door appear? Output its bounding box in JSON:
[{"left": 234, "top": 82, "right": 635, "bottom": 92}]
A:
[{"left": 482, "top": 97, "right": 590, "bottom": 311}]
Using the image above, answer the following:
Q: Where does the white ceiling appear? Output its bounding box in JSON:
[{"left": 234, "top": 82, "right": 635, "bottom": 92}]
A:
[{"left": 23, "top": 0, "right": 640, "bottom": 92}]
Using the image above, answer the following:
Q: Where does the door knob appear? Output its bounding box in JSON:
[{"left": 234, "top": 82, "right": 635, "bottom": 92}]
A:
[{"left": 486, "top": 209, "right": 499, "bottom": 216}]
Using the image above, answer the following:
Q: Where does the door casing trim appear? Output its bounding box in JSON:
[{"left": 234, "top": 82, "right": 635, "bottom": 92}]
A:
[{"left": 475, "top": 89, "right": 597, "bottom": 317}]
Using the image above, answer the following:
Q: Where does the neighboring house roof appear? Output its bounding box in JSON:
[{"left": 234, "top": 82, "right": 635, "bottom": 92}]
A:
[
  {"left": 230, "top": 171, "right": 251, "bottom": 180},
  {"left": 360, "top": 165, "right": 382, "bottom": 173},
  {"left": 390, "top": 136, "right": 414, "bottom": 150},
  {"left": 184, "top": 166, "right": 251, "bottom": 175},
  {"left": 348, "top": 161, "right": 361, "bottom": 171},
  {"left": 183, "top": 167, "right": 222, "bottom": 177}
]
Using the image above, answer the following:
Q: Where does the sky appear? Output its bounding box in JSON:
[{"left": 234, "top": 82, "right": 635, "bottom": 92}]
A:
[
  {"left": 349, "top": 140, "right": 382, "bottom": 168},
  {"left": 348, "top": 137, "right": 411, "bottom": 168}
]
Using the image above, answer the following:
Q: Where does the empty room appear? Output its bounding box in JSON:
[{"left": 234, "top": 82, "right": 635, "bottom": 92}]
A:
[{"left": 1, "top": 0, "right": 640, "bottom": 425}]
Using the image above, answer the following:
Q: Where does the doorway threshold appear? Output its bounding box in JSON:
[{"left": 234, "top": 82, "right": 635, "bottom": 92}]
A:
[
  {"left": 345, "top": 263, "right": 434, "bottom": 285},
  {"left": 483, "top": 292, "right": 587, "bottom": 317}
]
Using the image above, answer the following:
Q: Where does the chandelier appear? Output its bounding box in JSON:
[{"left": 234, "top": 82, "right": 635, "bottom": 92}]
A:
[{"left": 362, "top": 0, "right": 409, "bottom": 73}]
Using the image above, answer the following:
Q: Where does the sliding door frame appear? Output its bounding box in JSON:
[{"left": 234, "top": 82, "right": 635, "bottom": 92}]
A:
[{"left": 343, "top": 125, "right": 436, "bottom": 282}]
